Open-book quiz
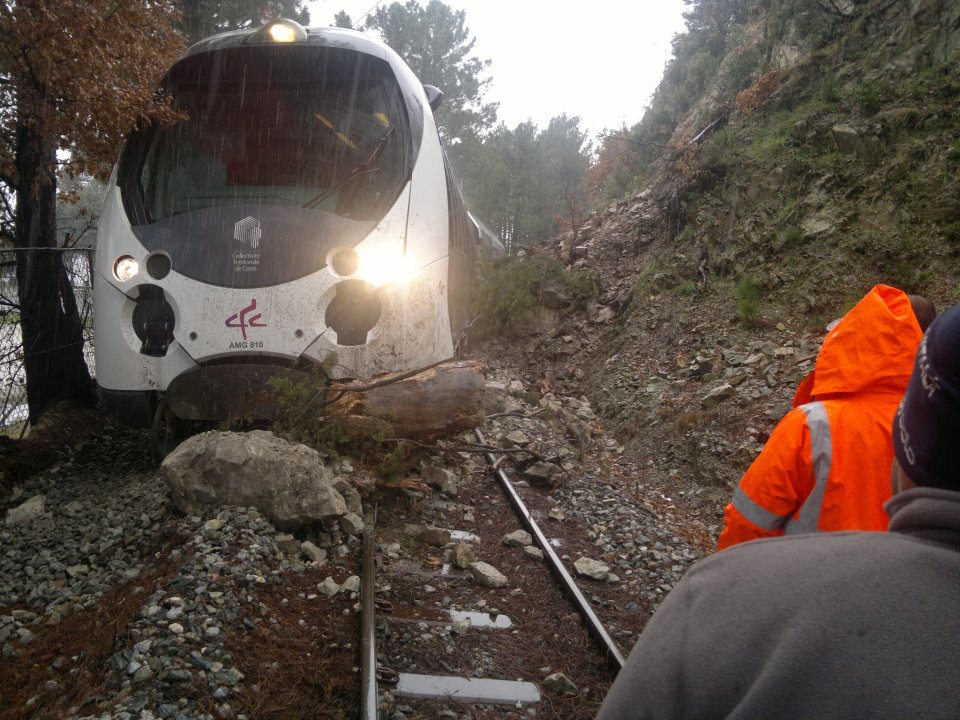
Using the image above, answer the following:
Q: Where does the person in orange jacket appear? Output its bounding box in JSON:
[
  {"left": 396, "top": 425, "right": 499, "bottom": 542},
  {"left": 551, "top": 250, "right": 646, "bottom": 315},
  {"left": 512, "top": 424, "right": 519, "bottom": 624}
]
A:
[{"left": 717, "top": 284, "right": 936, "bottom": 550}]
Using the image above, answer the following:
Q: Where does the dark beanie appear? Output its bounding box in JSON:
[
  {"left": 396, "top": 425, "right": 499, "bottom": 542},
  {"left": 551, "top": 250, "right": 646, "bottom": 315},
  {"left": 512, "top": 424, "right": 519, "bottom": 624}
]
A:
[{"left": 893, "top": 302, "right": 960, "bottom": 489}]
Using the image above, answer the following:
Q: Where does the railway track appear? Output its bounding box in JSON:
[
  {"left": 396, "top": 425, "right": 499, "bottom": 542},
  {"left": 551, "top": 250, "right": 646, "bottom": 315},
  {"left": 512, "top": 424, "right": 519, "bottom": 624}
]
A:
[{"left": 357, "top": 428, "right": 630, "bottom": 719}]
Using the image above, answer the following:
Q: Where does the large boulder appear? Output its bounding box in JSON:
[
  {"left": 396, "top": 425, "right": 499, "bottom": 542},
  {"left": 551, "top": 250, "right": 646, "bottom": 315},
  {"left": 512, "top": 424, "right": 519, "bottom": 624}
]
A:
[{"left": 161, "top": 430, "right": 347, "bottom": 530}]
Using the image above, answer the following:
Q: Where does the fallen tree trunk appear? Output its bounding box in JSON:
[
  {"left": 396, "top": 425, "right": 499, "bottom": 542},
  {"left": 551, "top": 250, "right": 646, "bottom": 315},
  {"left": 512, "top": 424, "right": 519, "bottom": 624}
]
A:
[{"left": 324, "top": 360, "right": 486, "bottom": 441}]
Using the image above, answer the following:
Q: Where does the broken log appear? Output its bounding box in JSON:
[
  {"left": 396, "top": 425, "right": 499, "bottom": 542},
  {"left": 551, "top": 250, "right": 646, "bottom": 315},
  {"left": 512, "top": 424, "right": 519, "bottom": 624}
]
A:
[{"left": 324, "top": 360, "right": 486, "bottom": 441}]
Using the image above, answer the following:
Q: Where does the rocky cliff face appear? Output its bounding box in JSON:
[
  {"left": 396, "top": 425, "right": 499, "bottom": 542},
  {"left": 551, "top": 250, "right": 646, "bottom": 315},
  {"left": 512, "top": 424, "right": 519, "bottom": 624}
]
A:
[{"left": 507, "top": 0, "right": 959, "bottom": 508}]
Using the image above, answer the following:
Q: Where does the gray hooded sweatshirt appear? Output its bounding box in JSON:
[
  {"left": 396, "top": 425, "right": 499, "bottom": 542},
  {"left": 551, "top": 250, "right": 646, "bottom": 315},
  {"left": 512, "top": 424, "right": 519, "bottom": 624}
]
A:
[{"left": 596, "top": 486, "right": 960, "bottom": 720}]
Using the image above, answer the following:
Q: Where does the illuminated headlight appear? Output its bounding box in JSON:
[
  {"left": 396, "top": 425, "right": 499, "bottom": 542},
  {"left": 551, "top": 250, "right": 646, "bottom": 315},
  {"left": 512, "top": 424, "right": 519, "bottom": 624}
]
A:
[
  {"left": 330, "top": 248, "right": 359, "bottom": 277},
  {"left": 248, "top": 19, "right": 308, "bottom": 44},
  {"left": 113, "top": 255, "right": 139, "bottom": 282},
  {"left": 355, "top": 249, "right": 415, "bottom": 288}
]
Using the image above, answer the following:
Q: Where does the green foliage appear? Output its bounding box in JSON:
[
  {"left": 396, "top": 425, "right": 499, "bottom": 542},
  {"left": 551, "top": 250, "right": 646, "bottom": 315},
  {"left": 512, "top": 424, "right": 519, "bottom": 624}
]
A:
[
  {"left": 734, "top": 276, "right": 762, "bottom": 322},
  {"left": 365, "top": 0, "right": 497, "bottom": 146},
  {"left": 781, "top": 225, "right": 802, "bottom": 248},
  {"left": 819, "top": 76, "right": 839, "bottom": 103},
  {"left": 332, "top": 10, "right": 353, "bottom": 28},
  {"left": 266, "top": 373, "right": 332, "bottom": 448},
  {"left": 583, "top": 0, "right": 960, "bottom": 356},
  {"left": 372, "top": 441, "right": 418, "bottom": 482},
  {"left": 472, "top": 253, "right": 596, "bottom": 335},
  {"left": 719, "top": 46, "right": 762, "bottom": 100},
  {"left": 266, "top": 368, "right": 432, "bottom": 478},
  {"left": 853, "top": 81, "right": 883, "bottom": 116},
  {"left": 264, "top": 356, "right": 384, "bottom": 461},
  {"left": 900, "top": 67, "right": 959, "bottom": 104},
  {"left": 464, "top": 116, "right": 591, "bottom": 250},
  {"left": 585, "top": 128, "right": 641, "bottom": 205},
  {"left": 672, "top": 281, "right": 699, "bottom": 297},
  {"left": 701, "top": 124, "right": 739, "bottom": 172},
  {"left": 669, "top": 50, "right": 721, "bottom": 114},
  {"left": 631, "top": 261, "right": 662, "bottom": 298}
]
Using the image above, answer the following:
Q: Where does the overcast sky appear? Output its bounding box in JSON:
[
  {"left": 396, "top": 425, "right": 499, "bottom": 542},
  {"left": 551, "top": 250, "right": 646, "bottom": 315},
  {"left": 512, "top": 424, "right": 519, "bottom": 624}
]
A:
[{"left": 305, "top": 0, "right": 689, "bottom": 139}]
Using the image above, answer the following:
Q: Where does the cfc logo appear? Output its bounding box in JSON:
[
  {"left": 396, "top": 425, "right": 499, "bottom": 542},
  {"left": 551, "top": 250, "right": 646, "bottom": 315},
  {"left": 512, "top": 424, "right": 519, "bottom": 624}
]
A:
[{"left": 225, "top": 299, "right": 266, "bottom": 343}]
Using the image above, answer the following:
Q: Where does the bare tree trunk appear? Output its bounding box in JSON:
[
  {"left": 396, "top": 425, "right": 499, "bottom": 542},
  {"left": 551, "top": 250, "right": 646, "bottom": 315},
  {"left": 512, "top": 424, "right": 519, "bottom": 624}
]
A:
[
  {"left": 14, "top": 119, "right": 94, "bottom": 424},
  {"left": 326, "top": 360, "right": 486, "bottom": 440}
]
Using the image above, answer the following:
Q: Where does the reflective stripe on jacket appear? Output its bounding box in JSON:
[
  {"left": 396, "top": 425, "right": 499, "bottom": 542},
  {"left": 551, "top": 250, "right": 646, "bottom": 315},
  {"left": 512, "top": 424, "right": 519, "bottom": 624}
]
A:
[{"left": 717, "top": 285, "right": 923, "bottom": 550}]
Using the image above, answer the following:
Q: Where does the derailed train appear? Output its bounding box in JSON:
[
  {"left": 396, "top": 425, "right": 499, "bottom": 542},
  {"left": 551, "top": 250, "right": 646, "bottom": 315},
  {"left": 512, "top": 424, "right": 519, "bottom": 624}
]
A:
[{"left": 93, "top": 18, "right": 493, "bottom": 455}]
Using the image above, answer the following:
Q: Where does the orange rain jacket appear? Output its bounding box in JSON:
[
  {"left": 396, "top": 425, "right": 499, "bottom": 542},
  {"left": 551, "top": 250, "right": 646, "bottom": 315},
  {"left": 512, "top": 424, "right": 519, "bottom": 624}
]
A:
[{"left": 717, "top": 284, "right": 923, "bottom": 550}]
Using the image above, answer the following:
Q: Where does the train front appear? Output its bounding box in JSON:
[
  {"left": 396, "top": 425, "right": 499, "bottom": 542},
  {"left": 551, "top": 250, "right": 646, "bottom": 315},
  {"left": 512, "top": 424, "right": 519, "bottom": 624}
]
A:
[{"left": 94, "top": 20, "right": 456, "bottom": 429}]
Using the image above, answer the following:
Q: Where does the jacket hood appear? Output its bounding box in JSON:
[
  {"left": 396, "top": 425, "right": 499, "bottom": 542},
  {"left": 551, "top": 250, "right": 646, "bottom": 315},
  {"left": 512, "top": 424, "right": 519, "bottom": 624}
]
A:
[{"left": 794, "top": 285, "right": 922, "bottom": 404}]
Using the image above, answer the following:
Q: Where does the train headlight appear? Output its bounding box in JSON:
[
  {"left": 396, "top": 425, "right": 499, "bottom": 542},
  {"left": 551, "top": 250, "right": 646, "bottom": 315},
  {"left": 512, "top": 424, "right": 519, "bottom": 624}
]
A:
[
  {"left": 356, "top": 249, "right": 415, "bottom": 288},
  {"left": 248, "top": 19, "right": 308, "bottom": 44},
  {"left": 330, "top": 248, "right": 359, "bottom": 277},
  {"left": 113, "top": 256, "right": 139, "bottom": 282}
]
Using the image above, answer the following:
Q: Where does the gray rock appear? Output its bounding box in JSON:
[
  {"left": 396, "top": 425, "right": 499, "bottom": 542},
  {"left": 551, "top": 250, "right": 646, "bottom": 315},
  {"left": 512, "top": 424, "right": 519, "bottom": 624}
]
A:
[
  {"left": 483, "top": 382, "right": 509, "bottom": 414},
  {"left": 5, "top": 495, "right": 45, "bottom": 526},
  {"left": 543, "top": 671, "right": 578, "bottom": 695},
  {"left": 831, "top": 123, "right": 862, "bottom": 153},
  {"left": 502, "top": 530, "right": 533, "bottom": 547},
  {"left": 420, "top": 526, "right": 451, "bottom": 547},
  {"left": 421, "top": 465, "right": 459, "bottom": 495},
  {"left": 468, "top": 561, "right": 508, "bottom": 588},
  {"left": 339, "top": 512, "right": 365, "bottom": 536},
  {"left": 452, "top": 542, "right": 476, "bottom": 569},
  {"left": 522, "top": 545, "right": 545, "bottom": 561},
  {"left": 275, "top": 533, "right": 301, "bottom": 556},
  {"left": 701, "top": 383, "right": 735, "bottom": 409},
  {"left": 504, "top": 430, "right": 531, "bottom": 446},
  {"left": 161, "top": 430, "right": 347, "bottom": 530},
  {"left": 573, "top": 557, "right": 610, "bottom": 580},
  {"left": 317, "top": 577, "right": 340, "bottom": 596},
  {"left": 332, "top": 478, "right": 364, "bottom": 514},
  {"left": 300, "top": 541, "right": 327, "bottom": 564},
  {"left": 523, "top": 461, "right": 558, "bottom": 482}
]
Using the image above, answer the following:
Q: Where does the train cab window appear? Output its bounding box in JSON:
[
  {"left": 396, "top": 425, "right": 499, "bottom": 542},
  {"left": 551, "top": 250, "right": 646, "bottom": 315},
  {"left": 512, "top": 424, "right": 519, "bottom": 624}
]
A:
[{"left": 120, "top": 45, "right": 411, "bottom": 225}]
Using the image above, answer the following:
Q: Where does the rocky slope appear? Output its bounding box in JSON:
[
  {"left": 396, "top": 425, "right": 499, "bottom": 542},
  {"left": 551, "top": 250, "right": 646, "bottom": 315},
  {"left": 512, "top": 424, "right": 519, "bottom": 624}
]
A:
[{"left": 515, "top": 0, "right": 960, "bottom": 511}]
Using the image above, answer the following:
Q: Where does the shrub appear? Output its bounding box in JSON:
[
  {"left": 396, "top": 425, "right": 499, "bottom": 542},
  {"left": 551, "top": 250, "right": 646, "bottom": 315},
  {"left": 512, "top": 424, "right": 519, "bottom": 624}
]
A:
[
  {"left": 853, "top": 81, "right": 882, "bottom": 116},
  {"left": 734, "top": 276, "right": 762, "bottom": 321},
  {"left": 472, "top": 253, "right": 596, "bottom": 335},
  {"left": 819, "top": 76, "right": 839, "bottom": 103},
  {"left": 786, "top": 227, "right": 803, "bottom": 248}
]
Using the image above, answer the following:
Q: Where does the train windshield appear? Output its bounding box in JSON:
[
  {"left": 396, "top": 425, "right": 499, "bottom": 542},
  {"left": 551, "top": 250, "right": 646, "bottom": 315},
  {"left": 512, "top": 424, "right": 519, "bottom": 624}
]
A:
[{"left": 121, "top": 44, "right": 411, "bottom": 224}]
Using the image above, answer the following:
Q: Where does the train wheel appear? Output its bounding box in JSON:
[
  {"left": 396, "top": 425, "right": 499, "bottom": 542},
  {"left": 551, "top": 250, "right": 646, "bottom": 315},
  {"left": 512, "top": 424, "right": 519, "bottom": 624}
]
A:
[{"left": 150, "top": 398, "right": 182, "bottom": 464}]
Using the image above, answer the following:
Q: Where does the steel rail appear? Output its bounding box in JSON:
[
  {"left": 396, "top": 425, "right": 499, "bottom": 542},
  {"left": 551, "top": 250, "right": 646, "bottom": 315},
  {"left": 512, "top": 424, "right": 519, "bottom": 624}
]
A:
[
  {"left": 474, "top": 428, "right": 626, "bottom": 671},
  {"left": 359, "top": 526, "right": 378, "bottom": 720}
]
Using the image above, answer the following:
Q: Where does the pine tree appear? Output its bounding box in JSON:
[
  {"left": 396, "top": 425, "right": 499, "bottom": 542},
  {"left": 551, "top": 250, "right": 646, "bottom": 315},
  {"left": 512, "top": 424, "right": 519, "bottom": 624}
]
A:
[{"left": 364, "top": 0, "right": 498, "bottom": 147}]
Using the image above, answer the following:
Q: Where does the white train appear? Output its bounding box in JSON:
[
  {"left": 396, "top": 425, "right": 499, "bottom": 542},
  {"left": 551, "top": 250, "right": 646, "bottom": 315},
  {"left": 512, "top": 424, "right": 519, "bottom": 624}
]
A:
[{"left": 93, "top": 19, "right": 482, "bottom": 456}]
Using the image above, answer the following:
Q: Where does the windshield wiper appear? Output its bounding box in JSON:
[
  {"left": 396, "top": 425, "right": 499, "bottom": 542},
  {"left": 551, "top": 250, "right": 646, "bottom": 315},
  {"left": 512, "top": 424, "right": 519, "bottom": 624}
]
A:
[
  {"left": 304, "top": 126, "right": 395, "bottom": 210},
  {"left": 305, "top": 167, "right": 380, "bottom": 210}
]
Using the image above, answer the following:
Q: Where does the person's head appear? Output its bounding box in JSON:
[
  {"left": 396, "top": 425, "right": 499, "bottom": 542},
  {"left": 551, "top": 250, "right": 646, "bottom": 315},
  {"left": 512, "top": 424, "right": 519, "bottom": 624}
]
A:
[
  {"left": 908, "top": 294, "right": 937, "bottom": 332},
  {"left": 891, "top": 301, "right": 960, "bottom": 493}
]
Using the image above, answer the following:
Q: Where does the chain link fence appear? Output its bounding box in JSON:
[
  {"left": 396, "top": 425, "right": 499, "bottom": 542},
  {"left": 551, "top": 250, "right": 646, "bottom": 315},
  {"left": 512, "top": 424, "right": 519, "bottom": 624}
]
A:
[{"left": 0, "top": 248, "right": 95, "bottom": 428}]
